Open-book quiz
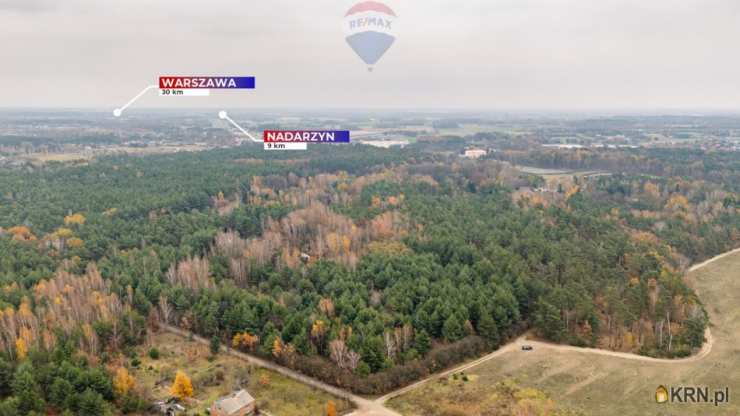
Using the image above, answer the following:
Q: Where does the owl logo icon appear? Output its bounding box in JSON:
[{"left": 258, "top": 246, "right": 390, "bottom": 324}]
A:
[{"left": 655, "top": 386, "right": 669, "bottom": 403}]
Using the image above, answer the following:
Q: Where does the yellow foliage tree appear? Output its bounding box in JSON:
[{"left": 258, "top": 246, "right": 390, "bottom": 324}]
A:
[
  {"left": 326, "top": 401, "right": 337, "bottom": 416},
  {"left": 64, "top": 213, "right": 86, "bottom": 226},
  {"left": 311, "top": 320, "right": 327, "bottom": 340},
  {"left": 623, "top": 331, "right": 636, "bottom": 350},
  {"left": 232, "top": 333, "right": 243, "bottom": 348},
  {"left": 644, "top": 181, "right": 661, "bottom": 200},
  {"left": 233, "top": 332, "right": 259, "bottom": 351},
  {"left": 54, "top": 227, "right": 75, "bottom": 239},
  {"left": 113, "top": 367, "right": 136, "bottom": 396},
  {"left": 15, "top": 338, "right": 27, "bottom": 360},
  {"left": 272, "top": 338, "right": 284, "bottom": 358},
  {"left": 67, "top": 237, "right": 84, "bottom": 248},
  {"left": 667, "top": 194, "right": 690, "bottom": 212},
  {"left": 170, "top": 371, "right": 193, "bottom": 400},
  {"left": 565, "top": 185, "right": 580, "bottom": 200},
  {"left": 8, "top": 226, "right": 35, "bottom": 242}
]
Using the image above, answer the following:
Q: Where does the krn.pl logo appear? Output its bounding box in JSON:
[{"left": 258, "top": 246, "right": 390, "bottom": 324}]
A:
[{"left": 656, "top": 385, "right": 669, "bottom": 404}]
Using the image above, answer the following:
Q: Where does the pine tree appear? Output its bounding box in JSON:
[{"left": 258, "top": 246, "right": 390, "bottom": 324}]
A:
[
  {"left": 11, "top": 364, "right": 44, "bottom": 414},
  {"left": 477, "top": 313, "right": 500, "bottom": 346},
  {"left": 361, "top": 337, "right": 385, "bottom": 372},
  {"left": 210, "top": 336, "right": 221, "bottom": 356},
  {"left": 78, "top": 388, "right": 108, "bottom": 416},
  {"left": 0, "top": 358, "right": 12, "bottom": 396},
  {"left": 534, "top": 300, "right": 565, "bottom": 341},
  {"left": 49, "top": 377, "right": 74, "bottom": 410},
  {"left": 414, "top": 330, "right": 431, "bottom": 355},
  {"left": 442, "top": 314, "right": 465, "bottom": 342}
]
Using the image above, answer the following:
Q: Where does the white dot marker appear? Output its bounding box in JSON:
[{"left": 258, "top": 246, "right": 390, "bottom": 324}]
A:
[
  {"left": 113, "top": 108, "right": 122, "bottom": 117},
  {"left": 218, "top": 111, "right": 228, "bottom": 120}
]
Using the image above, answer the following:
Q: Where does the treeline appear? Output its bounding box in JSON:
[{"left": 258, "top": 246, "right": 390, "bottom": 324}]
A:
[{"left": 495, "top": 148, "right": 740, "bottom": 192}]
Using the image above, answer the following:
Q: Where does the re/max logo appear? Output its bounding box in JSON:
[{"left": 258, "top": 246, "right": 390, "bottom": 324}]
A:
[
  {"left": 349, "top": 17, "right": 392, "bottom": 29},
  {"left": 667, "top": 386, "right": 730, "bottom": 407}
]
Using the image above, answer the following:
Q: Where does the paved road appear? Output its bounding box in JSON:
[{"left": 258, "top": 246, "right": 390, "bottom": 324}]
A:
[{"left": 162, "top": 248, "right": 732, "bottom": 415}]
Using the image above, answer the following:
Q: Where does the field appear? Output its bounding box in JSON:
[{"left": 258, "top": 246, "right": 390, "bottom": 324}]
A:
[
  {"left": 132, "top": 331, "right": 353, "bottom": 415},
  {"left": 388, "top": 251, "right": 740, "bottom": 416},
  {"left": 19, "top": 144, "right": 212, "bottom": 165}
]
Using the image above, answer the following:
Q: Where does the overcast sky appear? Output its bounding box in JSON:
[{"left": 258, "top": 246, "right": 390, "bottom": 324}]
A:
[{"left": 2, "top": 0, "right": 740, "bottom": 111}]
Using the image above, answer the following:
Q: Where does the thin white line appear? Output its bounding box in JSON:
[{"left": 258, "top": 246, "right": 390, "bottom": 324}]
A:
[
  {"left": 219, "top": 111, "right": 261, "bottom": 143},
  {"left": 114, "top": 85, "right": 158, "bottom": 117}
]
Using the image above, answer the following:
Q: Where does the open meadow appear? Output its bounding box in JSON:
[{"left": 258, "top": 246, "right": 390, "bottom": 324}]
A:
[{"left": 388, "top": 251, "right": 740, "bottom": 416}]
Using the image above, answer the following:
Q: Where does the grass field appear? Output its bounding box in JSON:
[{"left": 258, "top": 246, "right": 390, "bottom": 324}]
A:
[
  {"left": 132, "top": 331, "right": 353, "bottom": 415},
  {"left": 21, "top": 144, "right": 211, "bottom": 165},
  {"left": 388, "top": 252, "right": 740, "bottom": 416}
]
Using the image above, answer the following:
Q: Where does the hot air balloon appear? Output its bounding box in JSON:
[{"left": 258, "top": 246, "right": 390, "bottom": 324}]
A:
[{"left": 343, "top": 1, "right": 397, "bottom": 71}]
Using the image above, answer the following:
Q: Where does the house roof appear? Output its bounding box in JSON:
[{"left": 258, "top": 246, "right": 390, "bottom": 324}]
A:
[{"left": 213, "top": 390, "right": 255, "bottom": 415}]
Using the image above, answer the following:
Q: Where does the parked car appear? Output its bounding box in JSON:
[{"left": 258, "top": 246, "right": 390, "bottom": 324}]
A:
[{"left": 521, "top": 345, "right": 533, "bottom": 351}]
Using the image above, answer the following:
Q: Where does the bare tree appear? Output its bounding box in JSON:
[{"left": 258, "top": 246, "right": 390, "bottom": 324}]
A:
[
  {"left": 329, "top": 339, "right": 348, "bottom": 369},
  {"left": 158, "top": 296, "right": 172, "bottom": 325},
  {"left": 346, "top": 350, "right": 361, "bottom": 372}
]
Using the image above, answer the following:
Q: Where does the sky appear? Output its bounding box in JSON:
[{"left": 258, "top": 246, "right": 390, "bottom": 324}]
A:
[{"left": 2, "top": 0, "right": 740, "bottom": 111}]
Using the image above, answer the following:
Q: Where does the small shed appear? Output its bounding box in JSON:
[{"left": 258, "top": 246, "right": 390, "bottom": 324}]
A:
[
  {"left": 462, "top": 148, "right": 487, "bottom": 159},
  {"left": 210, "top": 389, "right": 256, "bottom": 416},
  {"left": 153, "top": 398, "right": 185, "bottom": 415}
]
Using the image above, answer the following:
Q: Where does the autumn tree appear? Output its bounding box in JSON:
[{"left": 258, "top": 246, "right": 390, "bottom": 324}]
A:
[
  {"left": 318, "top": 298, "right": 335, "bottom": 317},
  {"left": 326, "top": 400, "right": 337, "bottom": 416},
  {"left": 113, "top": 367, "right": 135, "bottom": 396},
  {"left": 166, "top": 256, "right": 213, "bottom": 292},
  {"left": 170, "top": 371, "right": 193, "bottom": 400},
  {"left": 64, "top": 213, "right": 86, "bottom": 226},
  {"left": 272, "top": 338, "right": 284, "bottom": 358},
  {"left": 233, "top": 332, "right": 260, "bottom": 351},
  {"left": 14, "top": 338, "right": 27, "bottom": 361},
  {"left": 311, "top": 320, "right": 327, "bottom": 353},
  {"left": 329, "top": 340, "right": 348, "bottom": 369},
  {"left": 7, "top": 226, "right": 35, "bottom": 242}
]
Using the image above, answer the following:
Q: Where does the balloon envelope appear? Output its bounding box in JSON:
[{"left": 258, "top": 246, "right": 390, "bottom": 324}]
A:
[
  {"left": 345, "top": 32, "right": 396, "bottom": 66},
  {"left": 343, "top": 1, "right": 397, "bottom": 68}
]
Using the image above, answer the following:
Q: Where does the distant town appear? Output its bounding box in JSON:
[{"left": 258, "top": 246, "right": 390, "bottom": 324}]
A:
[{"left": 1, "top": 111, "right": 738, "bottom": 168}]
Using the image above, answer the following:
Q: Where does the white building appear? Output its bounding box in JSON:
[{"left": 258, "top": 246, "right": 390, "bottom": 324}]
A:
[{"left": 463, "top": 148, "right": 487, "bottom": 159}]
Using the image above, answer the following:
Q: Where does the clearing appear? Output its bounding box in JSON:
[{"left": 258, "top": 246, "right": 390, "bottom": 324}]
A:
[
  {"left": 387, "top": 250, "right": 740, "bottom": 416},
  {"left": 132, "top": 331, "right": 353, "bottom": 415}
]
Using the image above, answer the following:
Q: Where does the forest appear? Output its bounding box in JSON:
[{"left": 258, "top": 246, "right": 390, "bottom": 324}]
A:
[{"left": 0, "top": 142, "right": 737, "bottom": 413}]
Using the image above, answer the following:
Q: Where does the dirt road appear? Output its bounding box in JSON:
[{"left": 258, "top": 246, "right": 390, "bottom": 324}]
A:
[
  {"left": 162, "top": 248, "right": 733, "bottom": 415},
  {"left": 377, "top": 249, "right": 731, "bottom": 405},
  {"left": 161, "top": 324, "right": 400, "bottom": 416}
]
